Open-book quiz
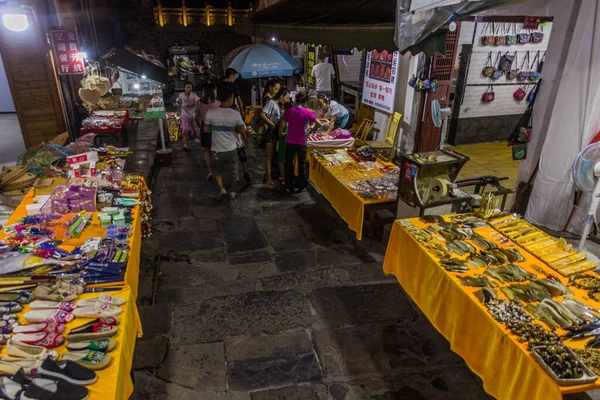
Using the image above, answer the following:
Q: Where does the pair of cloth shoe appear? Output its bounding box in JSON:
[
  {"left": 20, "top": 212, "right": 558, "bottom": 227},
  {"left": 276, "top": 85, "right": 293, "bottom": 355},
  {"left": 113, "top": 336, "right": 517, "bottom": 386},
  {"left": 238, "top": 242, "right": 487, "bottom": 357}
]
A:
[
  {"left": 0, "top": 361, "right": 96, "bottom": 399},
  {"left": 67, "top": 317, "right": 119, "bottom": 342}
]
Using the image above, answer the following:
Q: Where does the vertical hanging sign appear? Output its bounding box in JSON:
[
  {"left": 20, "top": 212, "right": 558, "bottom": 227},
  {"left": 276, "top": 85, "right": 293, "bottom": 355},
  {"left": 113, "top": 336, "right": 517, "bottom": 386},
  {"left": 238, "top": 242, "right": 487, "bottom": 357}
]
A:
[
  {"left": 306, "top": 44, "right": 316, "bottom": 87},
  {"left": 49, "top": 30, "right": 84, "bottom": 75},
  {"left": 362, "top": 50, "right": 399, "bottom": 113}
]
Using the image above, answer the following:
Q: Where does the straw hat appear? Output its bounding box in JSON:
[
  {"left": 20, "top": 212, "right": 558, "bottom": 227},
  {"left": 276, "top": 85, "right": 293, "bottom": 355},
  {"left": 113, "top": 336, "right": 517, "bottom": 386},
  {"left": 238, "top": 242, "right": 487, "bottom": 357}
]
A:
[{"left": 0, "top": 166, "right": 37, "bottom": 196}]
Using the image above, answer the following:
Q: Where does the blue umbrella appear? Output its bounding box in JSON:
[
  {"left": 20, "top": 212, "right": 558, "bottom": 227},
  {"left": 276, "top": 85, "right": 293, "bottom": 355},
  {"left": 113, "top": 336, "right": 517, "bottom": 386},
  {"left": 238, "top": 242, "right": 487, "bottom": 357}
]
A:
[{"left": 226, "top": 44, "right": 302, "bottom": 79}]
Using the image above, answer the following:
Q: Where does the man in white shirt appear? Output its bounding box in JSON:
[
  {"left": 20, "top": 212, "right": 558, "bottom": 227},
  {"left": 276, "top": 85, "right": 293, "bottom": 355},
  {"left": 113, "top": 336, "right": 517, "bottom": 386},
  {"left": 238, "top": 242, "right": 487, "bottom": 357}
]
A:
[
  {"left": 204, "top": 88, "right": 246, "bottom": 200},
  {"left": 311, "top": 54, "right": 335, "bottom": 98}
]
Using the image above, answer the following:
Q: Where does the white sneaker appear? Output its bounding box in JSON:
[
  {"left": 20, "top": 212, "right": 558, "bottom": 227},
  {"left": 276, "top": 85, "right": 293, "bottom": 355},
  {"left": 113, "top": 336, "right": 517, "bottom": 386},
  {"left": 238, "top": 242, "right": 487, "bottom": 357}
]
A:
[
  {"left": 228, "top": 192, "right": 237, "bottom": 200},
  {"left": 218, "top": 189, "right": 227, "bottom": 201}
]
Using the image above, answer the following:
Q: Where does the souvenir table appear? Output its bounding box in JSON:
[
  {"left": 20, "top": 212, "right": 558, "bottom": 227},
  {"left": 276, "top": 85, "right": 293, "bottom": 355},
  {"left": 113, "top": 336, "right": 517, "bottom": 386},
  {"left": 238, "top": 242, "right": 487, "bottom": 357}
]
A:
[
  {"left": 309, "top": 149, "right": 399, "bottom": 240},
  {"left": 0, "top": 177, "right": 147, "bottom": 399},
  {"left": 383, "top": 216, "right": 600, "bottom": 400},
  {"left": 80, "top": 111, "right": 130, "bottom": 146}
]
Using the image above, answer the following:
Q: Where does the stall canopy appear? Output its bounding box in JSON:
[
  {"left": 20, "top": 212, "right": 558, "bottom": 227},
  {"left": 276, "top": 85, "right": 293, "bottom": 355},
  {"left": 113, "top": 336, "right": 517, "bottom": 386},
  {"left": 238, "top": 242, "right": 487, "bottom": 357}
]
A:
[
  {"left": 225, "top": 44, "right": 301, "bottom": 78},
  {"left": 235, "top": 0, "right": 397, "bottom": 51},
  {"left": 101, "top": 50, "right": 168, "bottom": 84},
  {"left": 395, "top": 0, "right": 519, "bottom": 55}
]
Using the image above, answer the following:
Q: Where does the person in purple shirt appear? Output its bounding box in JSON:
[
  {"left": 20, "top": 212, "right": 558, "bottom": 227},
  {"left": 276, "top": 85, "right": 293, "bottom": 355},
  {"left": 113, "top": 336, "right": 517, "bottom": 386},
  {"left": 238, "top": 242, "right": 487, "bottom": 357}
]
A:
[{"left": 280, "top": 92, "right": 322, "bottom": 193}]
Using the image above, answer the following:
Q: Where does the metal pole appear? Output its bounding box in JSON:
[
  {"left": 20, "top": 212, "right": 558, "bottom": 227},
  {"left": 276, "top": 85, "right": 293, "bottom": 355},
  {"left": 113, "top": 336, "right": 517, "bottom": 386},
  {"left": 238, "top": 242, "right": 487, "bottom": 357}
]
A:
[
  {"left": 258, "top": 77, "right": 262, "bottom": 105},
  {"left": 159, "top": 118, "right": 166, "bottom": 150}
]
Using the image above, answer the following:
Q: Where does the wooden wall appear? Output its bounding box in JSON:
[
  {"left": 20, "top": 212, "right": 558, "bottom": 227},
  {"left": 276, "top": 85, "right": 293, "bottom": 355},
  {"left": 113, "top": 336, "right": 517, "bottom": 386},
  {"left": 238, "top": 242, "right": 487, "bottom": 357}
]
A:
[{"left": 0, "top": 0, "right": 67, "bottom": 147}]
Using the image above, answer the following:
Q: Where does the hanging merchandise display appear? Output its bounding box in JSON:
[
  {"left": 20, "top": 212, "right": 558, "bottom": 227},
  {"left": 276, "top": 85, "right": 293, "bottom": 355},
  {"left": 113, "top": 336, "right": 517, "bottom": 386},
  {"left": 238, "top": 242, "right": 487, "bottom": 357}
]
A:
[
  {"left": 513, "top": 85, "right": 528, "bottom": 102},
  {"left": 481, "top": 85, "right": 495, "bottom": 103}
]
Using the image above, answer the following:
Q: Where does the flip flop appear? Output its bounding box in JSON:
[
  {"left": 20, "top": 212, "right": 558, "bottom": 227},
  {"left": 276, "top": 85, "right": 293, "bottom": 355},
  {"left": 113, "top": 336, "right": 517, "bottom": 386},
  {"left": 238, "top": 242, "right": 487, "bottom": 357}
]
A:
[
  {"left": 77, "top": 294, "right": 126, "bottom": 307},
  {"left": 12, "top": 332, "right": 65, "bottom": 349},
  {"left": 66, "top": 338, "right": 117, "bottom": 353},
  {"left": 67, "top": 320, "right": 118, "bottom": 342},
  {"left": 6, "top": 340, "right": 59, "bottom": 360},
  {"left": 13, "top": 321, "right": 65, "bottom": 335},
  {"left": 61, "top": 350, "right": 112, "bottom": 371},
  {"left": 29, "top": 301, "right": 76, "bottom": 312},
  {"left": 24, "top": 310, "right": 73, "bottom": 324},
  {"left": 73, "top": 303, "right": 121, "bottom": 318}
]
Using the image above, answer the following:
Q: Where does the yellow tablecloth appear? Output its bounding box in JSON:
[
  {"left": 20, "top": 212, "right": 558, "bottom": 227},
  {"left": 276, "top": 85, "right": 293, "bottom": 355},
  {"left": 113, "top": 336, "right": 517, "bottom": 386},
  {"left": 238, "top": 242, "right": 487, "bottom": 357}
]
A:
[
  {"left": 0, "top": 189, "right": 144, "bottom": 399},
  {"left": 383, "top": 219, "right": 600, "bottom": 400},
  {"left": 309, "top": 154, "right": 394, "bottom": 240},
  {"left": 0, "top": 287, "right": 142, "bottom": 400},
  {"left": 1, "top": 190, "right": 142, "bottom": 297}
]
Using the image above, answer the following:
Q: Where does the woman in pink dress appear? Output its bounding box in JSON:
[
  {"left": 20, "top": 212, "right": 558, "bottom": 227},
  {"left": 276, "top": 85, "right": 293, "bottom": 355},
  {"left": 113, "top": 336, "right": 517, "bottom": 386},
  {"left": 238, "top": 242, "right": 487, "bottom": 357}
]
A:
[{"left": 176, "top": 81, "right": 200, "bottom": 151}]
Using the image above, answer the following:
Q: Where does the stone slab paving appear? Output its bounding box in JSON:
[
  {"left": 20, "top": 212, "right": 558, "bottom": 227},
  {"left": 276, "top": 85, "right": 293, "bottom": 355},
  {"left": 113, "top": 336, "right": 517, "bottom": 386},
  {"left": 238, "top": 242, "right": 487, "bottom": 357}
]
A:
[{"left": 132, "top": 142, "right": 496, "bottom": 399}]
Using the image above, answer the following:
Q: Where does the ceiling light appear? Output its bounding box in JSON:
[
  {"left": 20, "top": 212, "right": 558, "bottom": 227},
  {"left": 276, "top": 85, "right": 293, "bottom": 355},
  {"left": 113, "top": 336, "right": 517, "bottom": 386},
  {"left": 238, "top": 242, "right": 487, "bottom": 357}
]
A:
[
  {"left": 134, "top": 83, "right": 140, "bottom": 89},
  {"left": 141, "top": 75, "right": 147, "bottom": 79},
  {"left": 3, "top": 14, "right": 28, "bottom": 32}
]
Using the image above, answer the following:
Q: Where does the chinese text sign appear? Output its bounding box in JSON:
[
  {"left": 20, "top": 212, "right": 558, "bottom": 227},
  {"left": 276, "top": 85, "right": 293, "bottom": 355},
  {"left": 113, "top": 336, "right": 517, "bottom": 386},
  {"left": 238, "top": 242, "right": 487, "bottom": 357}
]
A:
[
  {"left": 307, "top": 44, "right": 316, "bottom": 86},
  {"left": 362, "top": 50, "right": 399, "bottom": 113},
  {"left": 50, "top": 30, "right": 84, "bottom": 75}
]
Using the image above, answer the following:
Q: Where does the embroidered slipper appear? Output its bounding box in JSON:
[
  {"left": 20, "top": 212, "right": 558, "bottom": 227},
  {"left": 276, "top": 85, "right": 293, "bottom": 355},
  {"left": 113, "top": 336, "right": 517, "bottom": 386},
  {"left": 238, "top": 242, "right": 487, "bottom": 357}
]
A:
[
  {"left": 61, "top": 350, "right": 112, "bottom": 371},
  {"left": 12, "top": 332, "right": 65, "bottom": 349},
  {"left": 66, "top": 338, "right": 117, "bottom": 353},
  {"left": 0, "top": 318, "right": 18, "bottom": 334},
  {"left": 77, "top": 294, "right": 126, "bottom": 307},
  {"left": 24, "top": 310, "right": 73, "bottom": 324},
  {"left": 72, "top": 303, "right": 121, "bottom": 318},
  {"left": 7, "top": 340, "right": 59, "bottom": 360},
  {"left": 67, "top": 320, "right": 118, "bottom": 342},
  {"left": 13, "top": 321, "right": 65, "bottom": 335},
  {"left": 29, "top": 301, "right": 76, "bottom": 312},
  {"left": 0, "top": 302, "right": 21, "bottom": 313}
]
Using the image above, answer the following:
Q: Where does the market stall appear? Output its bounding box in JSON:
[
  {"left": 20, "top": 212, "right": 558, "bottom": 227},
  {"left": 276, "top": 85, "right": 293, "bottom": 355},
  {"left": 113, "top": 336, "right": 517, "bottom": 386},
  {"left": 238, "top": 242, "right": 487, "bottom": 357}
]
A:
[
  {"left": 384, "top": 212, "right": 600, "bottom": 400},
  {"left": 309, "top": 148, "right": 399, "bottom": 239},
  {"left": 80, "top": 111, "right": 130, "bottom": 146},
  {"left": 0, "top": 147, "right": 150, "bottom": 399}
]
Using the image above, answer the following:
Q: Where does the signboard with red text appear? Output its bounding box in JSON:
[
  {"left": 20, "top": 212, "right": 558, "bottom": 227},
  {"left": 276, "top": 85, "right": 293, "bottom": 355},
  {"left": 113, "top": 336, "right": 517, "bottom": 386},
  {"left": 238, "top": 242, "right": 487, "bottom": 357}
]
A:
[
  {"left": 362, "top": 50, "right": 399, "bottom": 113},
  {"left": 49, "top": 30, "right": 84, "bottom": 75}
]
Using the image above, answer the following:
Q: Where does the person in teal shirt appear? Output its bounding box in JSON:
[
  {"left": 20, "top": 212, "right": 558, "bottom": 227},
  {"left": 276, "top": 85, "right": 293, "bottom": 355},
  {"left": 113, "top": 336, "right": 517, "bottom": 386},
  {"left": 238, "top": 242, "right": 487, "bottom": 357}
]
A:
[{"left": 318, "top": 96, "right": 354, "bottom": 134}]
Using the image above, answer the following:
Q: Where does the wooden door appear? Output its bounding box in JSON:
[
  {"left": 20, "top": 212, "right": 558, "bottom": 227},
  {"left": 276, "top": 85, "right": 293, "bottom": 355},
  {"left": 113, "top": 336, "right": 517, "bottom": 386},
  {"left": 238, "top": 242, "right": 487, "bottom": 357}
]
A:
[
  {"left": 0, "top": 1, "right": 67, "bottom": 148},
  {"left": 416, "top": 26, "right": 460, "bottom": 152}
]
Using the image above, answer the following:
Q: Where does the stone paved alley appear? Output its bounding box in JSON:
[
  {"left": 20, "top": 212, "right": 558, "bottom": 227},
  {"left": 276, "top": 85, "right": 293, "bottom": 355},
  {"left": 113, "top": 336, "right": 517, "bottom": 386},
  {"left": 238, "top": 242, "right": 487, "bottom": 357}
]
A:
[
  {"left": 129, "top": 134, "right": 493, "bottom": 400},
  {"left": 126, "top": 119, "right": 600, "bottom": 400}
]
